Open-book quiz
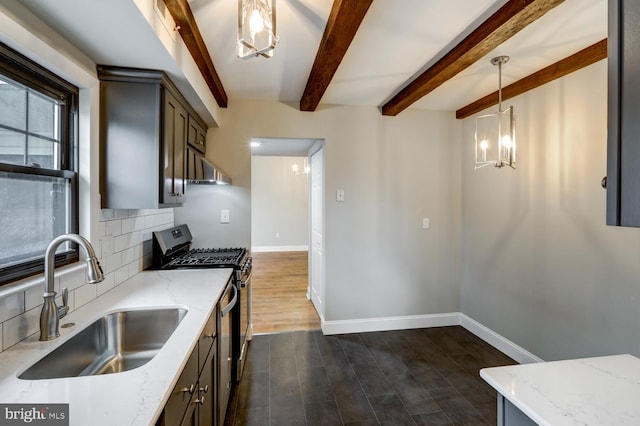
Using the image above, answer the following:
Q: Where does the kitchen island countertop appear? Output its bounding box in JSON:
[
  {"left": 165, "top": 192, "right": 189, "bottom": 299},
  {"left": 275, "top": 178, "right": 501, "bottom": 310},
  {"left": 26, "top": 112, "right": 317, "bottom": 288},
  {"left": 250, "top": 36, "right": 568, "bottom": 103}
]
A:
[
  {"left": 481, "top": 354, "right": 640, "bottom": 425},
  {"left": 0, "top": 268, "right": 232, "bottom": 426}
]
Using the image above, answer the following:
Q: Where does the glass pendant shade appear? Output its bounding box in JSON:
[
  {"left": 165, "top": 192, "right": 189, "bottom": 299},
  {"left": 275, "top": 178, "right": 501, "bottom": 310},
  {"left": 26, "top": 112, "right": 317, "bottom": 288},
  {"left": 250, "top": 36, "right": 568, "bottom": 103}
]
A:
[
  {"left": 474, "top": 56, "right": 516, "bottom": 170},
  {"left": 238, "top": 0, "right": 279, "bottom": 59},
  {"left": 475, "top": 106, "right": 516, "bottom": 169}
]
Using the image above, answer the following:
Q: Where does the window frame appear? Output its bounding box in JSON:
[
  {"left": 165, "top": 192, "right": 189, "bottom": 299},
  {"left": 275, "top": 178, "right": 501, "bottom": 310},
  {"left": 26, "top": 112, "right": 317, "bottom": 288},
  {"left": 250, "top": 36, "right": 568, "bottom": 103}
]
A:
[{"left": 0, "top": 42, "right": 79, "bottom": 286}]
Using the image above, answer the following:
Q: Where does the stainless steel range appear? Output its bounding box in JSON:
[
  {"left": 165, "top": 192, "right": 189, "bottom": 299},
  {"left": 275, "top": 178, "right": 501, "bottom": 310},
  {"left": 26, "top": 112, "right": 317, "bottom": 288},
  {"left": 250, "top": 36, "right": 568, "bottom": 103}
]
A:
[{"left": 151, "top": 224, "right": 253, "bottom": 381}]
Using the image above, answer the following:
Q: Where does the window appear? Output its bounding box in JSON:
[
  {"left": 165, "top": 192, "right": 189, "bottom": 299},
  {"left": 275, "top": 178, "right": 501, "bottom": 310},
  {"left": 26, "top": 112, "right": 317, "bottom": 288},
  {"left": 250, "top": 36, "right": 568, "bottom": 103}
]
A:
[{"left": 0, "top": 42, "right": 79, "bottom": 286}]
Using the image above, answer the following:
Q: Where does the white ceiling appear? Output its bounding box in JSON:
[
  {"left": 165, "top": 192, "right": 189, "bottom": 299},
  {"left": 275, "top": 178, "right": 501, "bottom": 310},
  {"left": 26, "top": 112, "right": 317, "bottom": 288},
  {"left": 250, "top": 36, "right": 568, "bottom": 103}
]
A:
[
  {"left": 250, "top": 137, "right": 318, "bottom": 157},
  {"left": 18, "top": 0, "right": 607, "bottom": 115}
]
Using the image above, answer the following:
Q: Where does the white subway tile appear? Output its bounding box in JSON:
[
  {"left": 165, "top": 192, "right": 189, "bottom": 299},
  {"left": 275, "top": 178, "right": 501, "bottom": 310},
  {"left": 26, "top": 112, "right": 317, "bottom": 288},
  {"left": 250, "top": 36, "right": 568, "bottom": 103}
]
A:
[
  {"left": 105, "top": 219, "right": 122, "bottom": 237},
  {"left": 122, "top": 247, "right": 136, "bottom": 264},
  {"left": 122, "top": 218, "right": 136, "bottom": 234},
  {"left": 101, "top": 236, "right": 114, "bottom": 258},
  {"left": 128, "top": 209, "right": 141, "bottom": 218},
  {"left": 128, "top": 260, "right": 141, "bottom": 278},
  {"left": 114, "top": 266, "right": 129, "bottom": 286},
  {"left": 100, "top": 209, "right": 115, "bottom": 221},
  {"left": 114, "top": 210, "right": 129, "bottom": 219},
  {"left": 96, "top": 273, "right": 115, "bottom": 296},
  {"left": 59, "top": 267, "right": 86, "bottom": 292},
  {"left": 24, "top": 285, "right": 44, "bottom": 312},
  {"left": 74, "top": 284, "right": 97, "bottom": 308},
  {"left": 134, "top": 217, "right": 146, "bottom": 231},
  {"left": 95, "top": 221, "right": 106, "bottom": 239},
  {"left": 102, "top": 252, "right": 122, "bottom": 274},
  {"left": 113, "top": 234, "right": 128, "bottom": 253},
  {"left": 0, "top": 293, "right": 25, "bottom": 323},
  {"left": 3, "top": 307, "right": 40, "bottom": 350}
]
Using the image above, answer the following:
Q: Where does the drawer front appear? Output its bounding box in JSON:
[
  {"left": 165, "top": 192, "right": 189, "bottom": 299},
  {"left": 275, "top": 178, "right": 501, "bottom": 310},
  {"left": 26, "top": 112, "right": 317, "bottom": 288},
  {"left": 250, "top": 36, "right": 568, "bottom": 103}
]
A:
[{"left": 198, "top": 310, "right": 216, "bottom": 375}]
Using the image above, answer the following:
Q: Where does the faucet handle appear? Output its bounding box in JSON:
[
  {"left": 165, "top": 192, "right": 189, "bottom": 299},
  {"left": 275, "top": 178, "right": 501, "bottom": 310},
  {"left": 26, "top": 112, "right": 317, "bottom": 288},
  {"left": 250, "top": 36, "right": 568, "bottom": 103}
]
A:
[{"left": 57, "top": 288, "right": 69, "bottom": 319}]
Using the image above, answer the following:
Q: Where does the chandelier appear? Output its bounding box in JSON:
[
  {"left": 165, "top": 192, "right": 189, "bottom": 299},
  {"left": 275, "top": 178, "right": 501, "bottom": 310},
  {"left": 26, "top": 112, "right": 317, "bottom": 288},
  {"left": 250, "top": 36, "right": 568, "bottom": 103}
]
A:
[
  {"left": 237, "top": 0, "right": 279, "bottom": 59},
  {"left": 475, "top": 56, "right": 516, "bottom": 169}
]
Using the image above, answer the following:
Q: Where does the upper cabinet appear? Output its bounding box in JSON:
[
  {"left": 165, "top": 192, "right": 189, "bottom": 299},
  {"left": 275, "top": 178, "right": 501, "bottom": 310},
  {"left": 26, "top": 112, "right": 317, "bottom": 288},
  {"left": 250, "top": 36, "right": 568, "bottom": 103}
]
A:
[
  {"left": 98, "top": 66, "right": 207, "bottom": 209},
  {"left": 607, "top": 0, "right": 640, "bottom": 226},
  {"left": 188, "top": 116, "right": 207, "bottom": 154}
]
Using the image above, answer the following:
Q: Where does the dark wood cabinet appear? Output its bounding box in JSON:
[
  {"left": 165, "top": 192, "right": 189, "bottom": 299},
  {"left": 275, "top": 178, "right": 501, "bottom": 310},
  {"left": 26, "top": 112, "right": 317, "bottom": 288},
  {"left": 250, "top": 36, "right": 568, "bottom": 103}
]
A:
[
  {"left": 187, "top": 115, "right": 207, "bottom": 154},
  {"left": 98, "top": 66, "right": 205, "bottom": 209},
  {"left": 607, "top": 0, "right": 640, "bottom": 226},
  {"left": 156, "top": 308, "right": 218, "bottom": 426}
]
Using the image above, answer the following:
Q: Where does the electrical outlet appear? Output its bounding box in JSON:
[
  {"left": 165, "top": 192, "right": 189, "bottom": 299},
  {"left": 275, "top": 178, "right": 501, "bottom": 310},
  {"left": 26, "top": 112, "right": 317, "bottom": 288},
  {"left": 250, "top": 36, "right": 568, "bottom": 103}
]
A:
[
  {"left": 337, "top": 189, "right": 345, "bottom": 202},
  {"left": 221, "top": 210, "right": 230, "bottom": 224}
]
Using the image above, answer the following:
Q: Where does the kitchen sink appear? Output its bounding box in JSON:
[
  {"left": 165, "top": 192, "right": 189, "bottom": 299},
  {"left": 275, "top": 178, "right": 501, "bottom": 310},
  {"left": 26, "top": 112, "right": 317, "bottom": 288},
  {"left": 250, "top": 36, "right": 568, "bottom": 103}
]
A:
[{"left": 19, "top": 307, "right": 188, "bottom": 380}]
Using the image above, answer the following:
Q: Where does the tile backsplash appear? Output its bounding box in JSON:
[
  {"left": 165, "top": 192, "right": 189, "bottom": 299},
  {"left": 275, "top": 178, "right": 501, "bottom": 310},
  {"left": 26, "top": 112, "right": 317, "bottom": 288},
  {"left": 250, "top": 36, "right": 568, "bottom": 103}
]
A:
[{"left": 0, "top": 208, "right": 174, "bottom": 352}]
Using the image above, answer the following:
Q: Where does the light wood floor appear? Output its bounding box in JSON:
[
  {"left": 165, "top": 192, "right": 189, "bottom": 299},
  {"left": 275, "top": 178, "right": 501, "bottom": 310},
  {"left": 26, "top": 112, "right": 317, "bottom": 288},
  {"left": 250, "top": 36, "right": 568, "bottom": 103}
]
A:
[{"left": 251, "top": 251, "right": 321, "bottom": 334}]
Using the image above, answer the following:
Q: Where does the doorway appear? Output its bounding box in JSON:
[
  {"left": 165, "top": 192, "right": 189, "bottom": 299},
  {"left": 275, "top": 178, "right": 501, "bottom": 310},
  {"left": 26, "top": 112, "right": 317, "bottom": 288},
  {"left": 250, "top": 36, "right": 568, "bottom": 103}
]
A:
[{"left": 250, "top": 137, "right": 324, "bottom": 333}]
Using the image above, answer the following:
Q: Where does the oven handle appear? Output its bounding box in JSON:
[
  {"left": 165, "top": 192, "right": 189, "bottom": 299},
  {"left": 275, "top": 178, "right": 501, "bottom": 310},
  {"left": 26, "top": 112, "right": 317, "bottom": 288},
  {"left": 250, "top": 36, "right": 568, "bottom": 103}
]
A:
[
  {"left": 239, "top": 270, "right": 253, "bottom": 288},
  {"left": 221, "top": 283, "right": 237, "bottom": 317}
]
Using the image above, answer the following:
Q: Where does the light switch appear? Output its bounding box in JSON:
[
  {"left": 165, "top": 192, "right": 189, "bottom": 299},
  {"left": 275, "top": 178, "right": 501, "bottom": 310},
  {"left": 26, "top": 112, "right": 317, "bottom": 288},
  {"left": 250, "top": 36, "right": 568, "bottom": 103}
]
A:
[
  {"left": 337, "top": 189, "right": 345, "bottom": 202},
  {"left": 221, "top": 209, "right": 230, "bottom": 224},
  {"left": 422, "top": 218, "right": 430, "bottom": 229}
]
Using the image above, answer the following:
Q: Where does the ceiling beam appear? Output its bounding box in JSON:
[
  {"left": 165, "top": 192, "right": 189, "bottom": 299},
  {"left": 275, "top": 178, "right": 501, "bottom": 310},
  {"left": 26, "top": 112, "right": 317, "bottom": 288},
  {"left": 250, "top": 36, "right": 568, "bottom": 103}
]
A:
[
  {"left": 456, "top": 39, "right": 607, "bottom": 119},
  {"left": 381, "top": 0, "right": 564, "bottom": 116},
  {"left": 299, "top": 0, "right": 374, "bottom": 112},
  {"left": 163, "top": 0, "right": 228, "bottom": 108}
]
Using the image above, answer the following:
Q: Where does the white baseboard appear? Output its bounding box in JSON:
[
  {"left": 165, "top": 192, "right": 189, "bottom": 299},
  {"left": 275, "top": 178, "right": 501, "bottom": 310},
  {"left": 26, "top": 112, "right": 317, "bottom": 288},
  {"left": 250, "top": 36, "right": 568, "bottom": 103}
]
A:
[
  {"left": 459, "top": 314, "right": 543, "bottom": 364},
  {"left": 251, "top": 245, "right": 308, "bottom": 253},
  {"left": 318, "top": 311, "right": 543, "bottom": 364},
  {"left": 321, "top": 312, "right": 460, "bottom": 335}
]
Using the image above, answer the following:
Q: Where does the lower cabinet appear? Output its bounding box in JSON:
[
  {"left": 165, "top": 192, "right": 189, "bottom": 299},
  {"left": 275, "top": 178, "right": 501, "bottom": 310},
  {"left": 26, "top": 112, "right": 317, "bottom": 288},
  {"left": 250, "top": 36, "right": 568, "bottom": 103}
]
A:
[{"left": 156, "top": 310, "right": 218, "bottom": 426}]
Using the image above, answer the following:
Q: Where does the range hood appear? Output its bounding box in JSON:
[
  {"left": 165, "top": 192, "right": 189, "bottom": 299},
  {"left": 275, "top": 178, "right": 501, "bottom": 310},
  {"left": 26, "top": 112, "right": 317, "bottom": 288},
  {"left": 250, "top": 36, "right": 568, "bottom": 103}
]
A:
[{"left": 187, "top": 148, "right": 232, "bottom": 185}]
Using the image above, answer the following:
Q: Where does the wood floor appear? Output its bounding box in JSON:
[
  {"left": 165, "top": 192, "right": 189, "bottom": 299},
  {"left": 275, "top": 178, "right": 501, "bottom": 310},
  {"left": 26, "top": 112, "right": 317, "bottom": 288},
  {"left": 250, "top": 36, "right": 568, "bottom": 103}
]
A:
[{"left": 251, "top": 251, "right": 321, "bottom": 334}]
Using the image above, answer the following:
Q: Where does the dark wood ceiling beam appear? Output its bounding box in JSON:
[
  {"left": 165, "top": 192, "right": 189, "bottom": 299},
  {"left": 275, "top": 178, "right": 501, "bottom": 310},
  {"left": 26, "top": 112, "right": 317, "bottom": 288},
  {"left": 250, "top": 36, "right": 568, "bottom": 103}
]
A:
[
  {"left": 456, "top": 39, "right": 607, "bottom": 119},
  {"left": 381, "top": 0, "right": 564, "bottom": 116},
  {"left": 163, "top": 0, "right": 228, "bottom": 108},
  {"left": 300, "top": 0, "right": 374, "bottom": 112}
]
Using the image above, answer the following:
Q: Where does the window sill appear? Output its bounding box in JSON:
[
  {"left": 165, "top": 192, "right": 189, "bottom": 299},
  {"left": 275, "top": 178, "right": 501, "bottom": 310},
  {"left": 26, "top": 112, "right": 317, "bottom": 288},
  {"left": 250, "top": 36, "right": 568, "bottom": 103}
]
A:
[{"left": 0, "top": 262, "right": 86, "bottom": 299}]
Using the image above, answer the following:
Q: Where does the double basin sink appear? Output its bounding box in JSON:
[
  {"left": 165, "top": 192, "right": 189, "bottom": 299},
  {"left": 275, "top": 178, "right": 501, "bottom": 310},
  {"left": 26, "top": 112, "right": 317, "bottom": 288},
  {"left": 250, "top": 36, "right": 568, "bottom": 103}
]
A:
[{"left": 19, "top": 307, "right": 187, "bottom": 380}]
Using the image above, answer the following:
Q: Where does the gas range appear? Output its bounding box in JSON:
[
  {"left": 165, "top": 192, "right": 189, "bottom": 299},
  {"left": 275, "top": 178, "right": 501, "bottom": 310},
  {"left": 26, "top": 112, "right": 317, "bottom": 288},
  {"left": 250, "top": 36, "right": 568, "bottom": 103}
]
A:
[
  {"left": 165, "top": 247, "right": 248, "bottom": 269},
  {"left": 151, "top": 224, "right": 249, "bottom": 271},
  {"left": 151, "top": 224, "right": 253, "bottom": 382}
]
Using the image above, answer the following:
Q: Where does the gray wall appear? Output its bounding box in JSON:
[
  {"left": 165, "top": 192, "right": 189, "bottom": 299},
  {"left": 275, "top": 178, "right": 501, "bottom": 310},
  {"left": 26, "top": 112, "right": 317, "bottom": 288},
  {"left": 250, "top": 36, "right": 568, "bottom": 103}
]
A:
[
  {"left": 460, "top": 61, "right": 640, "bottom": 361},
  {"left": 207, "top": 101, "right": 461, "bottom": 322},
  {"left": 174, "top": 184, "right": 251, "bottom": 249},
  {"left": 251, "top": 156, "right": 309, "bottom": 250}
]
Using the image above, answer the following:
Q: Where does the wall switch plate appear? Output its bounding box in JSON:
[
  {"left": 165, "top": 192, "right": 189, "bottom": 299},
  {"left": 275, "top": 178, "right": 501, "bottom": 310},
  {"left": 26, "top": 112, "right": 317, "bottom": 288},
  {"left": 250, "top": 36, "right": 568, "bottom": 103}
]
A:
[
  {"left": 221, "top": 209, "right": 230, "bottom": 224},
  {"left": 337, "top": 189, "right": 345, "bottom": 202},
  {"left": 422, "top": 218, "right": 430, "bottom": 229}
]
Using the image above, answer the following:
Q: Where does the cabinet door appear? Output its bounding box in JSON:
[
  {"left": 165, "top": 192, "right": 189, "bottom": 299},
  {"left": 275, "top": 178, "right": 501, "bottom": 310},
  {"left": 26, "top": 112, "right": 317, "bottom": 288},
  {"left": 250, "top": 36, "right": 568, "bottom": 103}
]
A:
[
  {"left": 199, "top": 341, "right": 216, "bottom": 426},
  {"left": 164, "top": 91, "right": 187, "bottom": 205},
  {"left": 607, "top": 0, "right": 640, "bottom": 226},
  {"left": 188, "top": 116, "right": 206, "bottom": 154},
  {"left": 163, "top": 347, "right": 199, "bottom": 426}
]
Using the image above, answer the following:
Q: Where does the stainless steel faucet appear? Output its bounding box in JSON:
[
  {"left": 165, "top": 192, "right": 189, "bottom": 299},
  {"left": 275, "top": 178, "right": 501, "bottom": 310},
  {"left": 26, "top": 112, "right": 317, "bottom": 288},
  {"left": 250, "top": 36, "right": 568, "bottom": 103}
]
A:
[{"left": 40, "top": 234, "right": 104, "bottom": 341}]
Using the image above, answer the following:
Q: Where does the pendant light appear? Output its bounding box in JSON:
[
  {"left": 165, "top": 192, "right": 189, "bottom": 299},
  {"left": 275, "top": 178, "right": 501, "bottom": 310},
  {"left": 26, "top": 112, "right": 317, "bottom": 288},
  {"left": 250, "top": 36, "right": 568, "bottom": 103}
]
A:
[
  {"left": 475, "top": 56, "right": 516, "bottom": 169},
  {"left": 238, "top": 0, "right": 279, "bottom": 59}
]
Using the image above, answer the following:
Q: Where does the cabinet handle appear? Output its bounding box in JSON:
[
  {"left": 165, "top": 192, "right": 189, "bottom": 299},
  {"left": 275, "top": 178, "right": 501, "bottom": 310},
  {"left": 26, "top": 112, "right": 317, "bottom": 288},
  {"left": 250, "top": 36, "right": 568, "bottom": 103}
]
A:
[
  {"left": 204, "top": 333, "right": 215, "bottom": 339},
  {"left": 601, "top": 176, "right": 607, "bottom": 189},
  {"left": 180, "top": 384, "right": 195, "bottom": 394},
  {"left": 193, "top": 396, "right": 205, "bottom": 405},
  {"left": 199, "top": 385, "right": 209, "bottom": 394}
]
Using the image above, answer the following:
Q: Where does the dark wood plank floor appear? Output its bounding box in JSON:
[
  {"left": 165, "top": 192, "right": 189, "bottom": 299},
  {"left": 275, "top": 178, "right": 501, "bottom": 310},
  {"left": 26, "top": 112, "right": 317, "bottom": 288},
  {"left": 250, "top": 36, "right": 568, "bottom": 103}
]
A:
[
  {"left": 252, "top": 251, "right": 321, "bottom": 334},
  {"left": 225, "top": 326, "right": 516, "bottom": 425}
]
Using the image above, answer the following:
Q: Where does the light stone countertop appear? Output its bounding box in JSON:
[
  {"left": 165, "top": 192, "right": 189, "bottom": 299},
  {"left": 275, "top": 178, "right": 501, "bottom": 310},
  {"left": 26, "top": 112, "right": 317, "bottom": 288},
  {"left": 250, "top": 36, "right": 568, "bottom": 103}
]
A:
[
  {"left": 481, "top": 354, "right": 640, "bottom": 425},
  {"left": 0, "top": 268, "right": 232, "bottom": 426}
]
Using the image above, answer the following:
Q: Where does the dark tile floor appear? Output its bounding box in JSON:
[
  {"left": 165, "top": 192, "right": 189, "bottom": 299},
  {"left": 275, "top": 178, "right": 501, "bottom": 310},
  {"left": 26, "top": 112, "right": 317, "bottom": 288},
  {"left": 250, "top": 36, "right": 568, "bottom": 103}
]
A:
[{"left": 224, "top": 326, "right": 516, "bottom": 426}]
